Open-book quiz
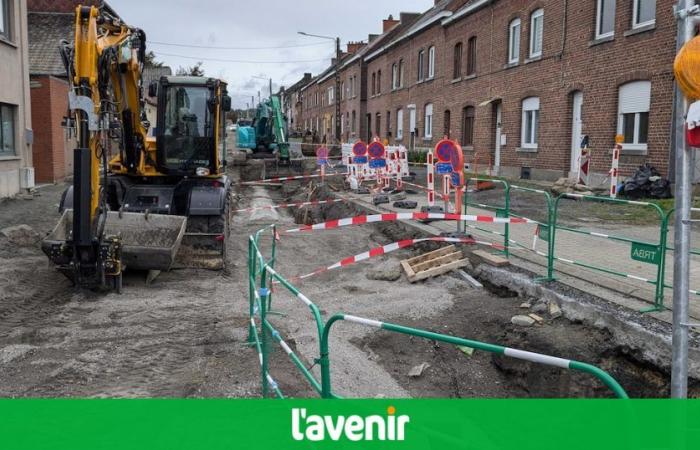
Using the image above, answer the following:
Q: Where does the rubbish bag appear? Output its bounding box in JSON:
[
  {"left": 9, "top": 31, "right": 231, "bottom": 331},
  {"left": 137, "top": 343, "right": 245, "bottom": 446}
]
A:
[{"left": 622, "top": 163, "right": 672, "bottom": 199}]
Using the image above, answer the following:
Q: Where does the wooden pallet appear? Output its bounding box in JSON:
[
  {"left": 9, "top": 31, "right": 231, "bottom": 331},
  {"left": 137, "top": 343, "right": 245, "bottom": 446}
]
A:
[{"left": 400, "top": 245, "right": 470, "bottom": 283}]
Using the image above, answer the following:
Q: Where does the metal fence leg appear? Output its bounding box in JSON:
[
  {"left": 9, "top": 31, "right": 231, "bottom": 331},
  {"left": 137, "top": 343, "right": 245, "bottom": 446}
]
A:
[{"left": 260, "top": 267, "right": 270, "bottom": 398}]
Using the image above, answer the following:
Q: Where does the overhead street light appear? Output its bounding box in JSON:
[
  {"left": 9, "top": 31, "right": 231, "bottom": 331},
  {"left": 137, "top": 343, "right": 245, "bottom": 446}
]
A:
[{"left": 298, "top": 31, "right": 342, "bottom": 144}]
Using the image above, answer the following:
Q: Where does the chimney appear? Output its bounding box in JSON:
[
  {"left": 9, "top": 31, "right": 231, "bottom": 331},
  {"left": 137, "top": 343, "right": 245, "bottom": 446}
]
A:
[
  {"left": 382, "top": 14, "right": 399, "bottom": 33},
  {"left": 368, "top": 34, "right": 380, "bottom": 43},
  {"left": 346, "top": 41, "right": 366, "bottom": 55}
]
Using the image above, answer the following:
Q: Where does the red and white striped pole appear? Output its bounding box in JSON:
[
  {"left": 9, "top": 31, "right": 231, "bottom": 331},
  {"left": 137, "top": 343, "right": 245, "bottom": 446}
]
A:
[
  {"left": 610, "top": 136, "right": 622, "bottom": 198},
  {"left": 442, "top": 174, "right": 451, "bottom": 211},
  {"left": 427, "top": 151, "right": 435, "bottom": 206}
]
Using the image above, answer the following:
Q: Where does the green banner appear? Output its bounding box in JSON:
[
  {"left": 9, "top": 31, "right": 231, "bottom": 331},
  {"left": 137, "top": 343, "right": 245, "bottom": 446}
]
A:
[
  {"left": 631, "top": 242, "right": 661, "bottom": 265},
  {"left": 1, "top": 399, "right": 699, "bottom": 449}
]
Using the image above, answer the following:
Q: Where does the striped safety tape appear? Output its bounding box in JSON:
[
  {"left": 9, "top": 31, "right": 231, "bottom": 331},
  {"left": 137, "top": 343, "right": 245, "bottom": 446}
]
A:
[
  {"left": 234, "top": 198, "right": 345, "bottom": 213},
  {"left": 240, "top": 172, "right": 346, "bottom": 185},
  {"left": 284, "top": 237, "right": 504, "bottom": 282},
  {"left": 283, "top": 212, "right": 535, "bottom": 233}
]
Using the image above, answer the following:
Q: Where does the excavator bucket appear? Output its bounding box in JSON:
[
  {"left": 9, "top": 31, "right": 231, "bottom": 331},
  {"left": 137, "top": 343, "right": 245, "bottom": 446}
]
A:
[{"left": 42, "top": 211, "right": 187, "bottom": 272}]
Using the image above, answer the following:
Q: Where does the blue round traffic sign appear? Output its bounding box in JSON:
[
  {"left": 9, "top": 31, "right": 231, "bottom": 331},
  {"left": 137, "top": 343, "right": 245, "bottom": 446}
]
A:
[
  {"left": 352, "top": 141, "right": 367, "bottom": 156},
  {"left": 367, "top": 141, "right": 385, "bottom": 159}
]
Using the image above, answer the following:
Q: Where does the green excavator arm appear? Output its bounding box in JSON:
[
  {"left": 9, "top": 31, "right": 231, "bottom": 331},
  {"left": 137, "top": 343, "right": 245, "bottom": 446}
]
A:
[{"left": 270, "top": 95, "right": 290, "bottom": 162}]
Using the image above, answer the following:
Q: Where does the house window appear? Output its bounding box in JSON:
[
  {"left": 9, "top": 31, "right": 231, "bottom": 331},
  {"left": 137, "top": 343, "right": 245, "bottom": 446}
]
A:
[
  {"left": 424, "top": 103, "right": 433, "bottom": 139},
  {"left": 398, "top": 59, "right": 404, "bottom": 87},
  {"left": 633, "top": 0, "right": 656, "bottom": 28},
  {"left": 596, "top": 0, "right": 616, "bottom": 38},
  {"left": 521, "top": 97, "right": 540, "bottom": 148},
  {"left": 618, "top": 81, "right": 651, "bottom": 151},
  {"left": 328, "top": 86, "right": 334, "bottom": 104},
  {"left": 0, "top": 0, "right": 10, "bottom": 41},
  {"left": 0, "top": 103, "right": 16, "bottom": 157},
  {"left": 371, "top": 72, "right": 376, "bottom": 96},
  {"left": 417, "top": 49, "right": 425, "bottom": 81},
  {"left": 508, "top": 18, "right": 521, "bottom": 64},
  {"left": 397, "top": 109, "right": 404, "bottom": 139},
  {"left": 387, "top": 111, "right": 392, "bottom": 136},
  {"left": 428, "top": 46, "right": 436, "bottom": 78},
  {"left": 392, "top": 63, "right": 398, "bottom": 89},
  {"left": 453, "top": 43, "right": 463, "bottom": 79},
  {"left": 352, "top": 110, "right": 356, "bottom": 132},
  {"left": 529, "top": 9, "right": 544, "bottom": 58},
  {"left": 462, "top": 106, "right": 475, "bottom": 146},
  {"left": 467, "top": 37, "right": 477, "bottom": 75},
  {"left": 340, "top": 81, "right": 345, "bottom": 100},
  {"left": 375, "top": 112, "right": 381, "bottom": 138},
  {"left": 377, "top": 70, "right": 382, "bottom": 94}
]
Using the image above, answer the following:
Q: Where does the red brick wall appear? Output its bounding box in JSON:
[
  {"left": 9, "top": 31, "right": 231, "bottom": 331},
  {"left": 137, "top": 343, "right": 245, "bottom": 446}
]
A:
[
  {"left": 300, "top": 0, "right": 675, "bottom": 180},
  {"left": 31, "top": 76, "right": 72, "bottom": 183}
]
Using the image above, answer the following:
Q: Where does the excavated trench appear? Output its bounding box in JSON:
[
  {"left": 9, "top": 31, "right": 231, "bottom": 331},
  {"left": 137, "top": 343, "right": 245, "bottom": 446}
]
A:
[{"left": 271, "top": 181, "right": 699, "bottom": 398}]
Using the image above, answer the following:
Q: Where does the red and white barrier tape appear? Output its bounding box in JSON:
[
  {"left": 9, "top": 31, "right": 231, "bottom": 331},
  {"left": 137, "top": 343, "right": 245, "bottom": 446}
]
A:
[
  {"left": 285, "top": 237, "right": 503, "bottom": 282},
  {"left": 240, "top": 172, "right": 345, "bottom": 185},
  {"left": 283, "top": 212, "right": 535, "bottom": 234},
  {"left": 234, "top": 198, "right": 345, "bottom": 213}
]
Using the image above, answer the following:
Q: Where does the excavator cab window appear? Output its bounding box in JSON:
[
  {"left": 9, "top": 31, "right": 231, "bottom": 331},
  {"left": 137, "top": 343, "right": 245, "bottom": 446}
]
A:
[{"left": 158, "top": 84, "right": 214, "bottom": 174}]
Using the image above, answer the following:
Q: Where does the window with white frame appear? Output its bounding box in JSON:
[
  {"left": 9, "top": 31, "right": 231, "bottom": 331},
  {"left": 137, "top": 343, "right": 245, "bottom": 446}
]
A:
[
  {"left": 399, "top": 59, "right": 404, "bottom": 87},
  {"left": 417, "top": 49, "right": 425, "bottom": 81},
  {"left": 521, "top": 97, "right": 540, "bottom": 148},
  {"left": 328, "top": 86, "right": 334, "bottom": 104},
  {"left": 0, "top": 0, "right": 10, "bottom": 41},
  {"left": 0, "top": 103, "right": 16, "bottom": 156},
  {"left": 596, "top": 0, "right": 616, "bottom": 39},
  {"left": 618, "top": 81, "right": 650, "bottom": 151},
  {"left": 529, "top": 9, "right": 544, "bottom": 58},
  {"left": 428, "top": 46, "right": 435, "bottom": 78},
  {"left": 424, "top": 103, "right": 433, "bottom": 139},
  {"left": 508, "top": 18, "right": 521, "bottom": 64},
  {"left": 340, "top": 81, "right": 345, "bottom": 100},
  {"left": 397, "top": 108, "right": 404, "bottom": 139},
  {"left": 392, "top": 63, "right": 398, "bottom": 89},
  {"left": 633, "top": 0, "right": 656, "bottom": 28}
]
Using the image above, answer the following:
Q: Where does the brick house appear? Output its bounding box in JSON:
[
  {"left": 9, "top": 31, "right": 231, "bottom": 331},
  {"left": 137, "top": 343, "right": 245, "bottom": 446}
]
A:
[
  {"left": 280, "top": 72, "right": 312, "bottom": 136},
  {"left": 0, "top": 0, "right": 34, "bottom": 198},
  {"left": 298, "top": 0, "right": 677, "bottom": 182}
]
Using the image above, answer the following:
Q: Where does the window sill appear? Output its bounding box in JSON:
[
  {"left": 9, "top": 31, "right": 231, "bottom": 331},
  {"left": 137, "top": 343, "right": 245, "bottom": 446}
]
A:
[
  {"left": 624, "top": 23, "right": 656, "bottom": 37},
  {"left": 451, "top": 77, "right": 462, "bottom": 84},
  {"left": 611, "top": 145, "right": 648, "bottom": 156},
  {"left": 416, "top": 79, "right": 425, "bottom": 85},
  {"left": 588, "top": 35, "right": 614, "bottom": 47},
  {"left": 524, "top": 55, "right": 542, "bottom": 64},
  {"left": 516, "top": 146, "right": 538, "bottom": 153},
  {"left": 423, "top": 137, "right": 433, "bottom": 142},
  {"left": 0, "top": 155, "right": 21, "bottom": 161},
  {"left": 462, "top": 145, "right": 475, "bottom": 152},
  {"left": 503, "top": 61, "right": 519, "bottom": 70},
  {"left": 464, "top": 73, "right": 476, "bottom": 80},
  {"left": 0, "top": 37, "right": 18, "bottom": 48}
]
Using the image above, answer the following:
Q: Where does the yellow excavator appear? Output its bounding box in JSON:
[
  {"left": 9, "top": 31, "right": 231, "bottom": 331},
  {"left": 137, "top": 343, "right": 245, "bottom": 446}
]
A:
[{"left": 42, "top": 4, "right": 232, "bottom": 291}]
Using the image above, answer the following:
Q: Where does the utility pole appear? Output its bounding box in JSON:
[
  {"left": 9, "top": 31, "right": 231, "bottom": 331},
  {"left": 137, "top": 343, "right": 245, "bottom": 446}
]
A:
[
  {"left": 671, "top": 0, "right": 698, "bottom": 398},
  {"left": 298, "top": 31, "right": 342, "bottom": 143},
  {"left": 335, "top": 37, "right": 341, "bottom": 144}
]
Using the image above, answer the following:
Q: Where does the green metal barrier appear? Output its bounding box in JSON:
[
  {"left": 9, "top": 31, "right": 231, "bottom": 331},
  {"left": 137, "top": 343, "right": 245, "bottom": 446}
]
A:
[
  {"left": 552, "top": 193, "right": 669, "bottom": 312},
  {"left": 462, "top": 177, "right": 511, "bottom": 256},
  {"left": 319, "top": 313, "right": 628, "bottom": 399},
  {"left": 248, "top": 224, "right": 629, "bottom": 399},
  {"left": 662, "top": 207, "right": 700, "bottom": 297}
]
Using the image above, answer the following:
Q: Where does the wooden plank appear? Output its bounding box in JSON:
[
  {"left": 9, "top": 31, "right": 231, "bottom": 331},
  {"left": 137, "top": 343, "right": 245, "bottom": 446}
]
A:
[
  {"left": 404, "top": 245, "right": 456, "bottom": 266},
  {"left": 411, "top": 251, "right": 463, "bottom": 273},
  {"left": 400, "top": 259, "right": 416, "bottom": 279},
  {"left": 409, "top": 258, "right": 470, "bottom": 282},
  {"left": 472, "top": 250, "right": 510, "bottom": 267}
]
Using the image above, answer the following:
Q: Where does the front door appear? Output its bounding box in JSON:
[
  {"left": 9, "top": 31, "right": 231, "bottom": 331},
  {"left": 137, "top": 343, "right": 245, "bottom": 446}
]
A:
[
  {"left": 494, "top": 103, "right": 502, "bottom": 172},
  {"left": 570, "top": 91, "right": 584, "bottom": 175}
]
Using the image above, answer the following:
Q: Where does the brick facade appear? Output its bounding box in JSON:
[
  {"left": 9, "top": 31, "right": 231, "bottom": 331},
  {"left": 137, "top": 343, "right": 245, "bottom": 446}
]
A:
[
  {"left": 298, "top": 0, "right": 676, "bottom": 181},
  {"left": 30, "top": 75, "right": 73, "bottom": 182}
]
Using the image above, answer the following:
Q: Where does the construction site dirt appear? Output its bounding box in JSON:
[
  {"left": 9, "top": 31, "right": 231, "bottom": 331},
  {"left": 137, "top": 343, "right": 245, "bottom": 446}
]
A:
[{"left": 0, "top": 161, "right": 697, "bottom": 398}]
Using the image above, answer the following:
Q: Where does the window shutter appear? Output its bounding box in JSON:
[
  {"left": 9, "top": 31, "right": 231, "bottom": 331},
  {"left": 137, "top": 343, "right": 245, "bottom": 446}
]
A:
[{"left": 619, "top": 81, "right": 651, "bottom": 113}]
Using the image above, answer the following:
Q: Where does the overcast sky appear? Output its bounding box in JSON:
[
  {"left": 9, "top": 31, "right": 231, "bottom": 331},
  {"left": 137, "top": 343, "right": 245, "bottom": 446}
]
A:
[{"left": 108, "top": 0, "right": 432, "bottom": 108}]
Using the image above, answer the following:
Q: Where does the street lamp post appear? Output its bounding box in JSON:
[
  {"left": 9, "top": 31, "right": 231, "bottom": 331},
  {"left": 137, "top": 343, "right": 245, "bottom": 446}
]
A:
[{"left": 298, "top": 31, "right": 341, "bottom": 144}]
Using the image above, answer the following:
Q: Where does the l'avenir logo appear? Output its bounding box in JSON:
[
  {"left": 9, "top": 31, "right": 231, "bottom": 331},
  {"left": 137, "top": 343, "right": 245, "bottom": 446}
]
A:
[{"left": 291, "top": 406, "right": 410, "bottom": 442}]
